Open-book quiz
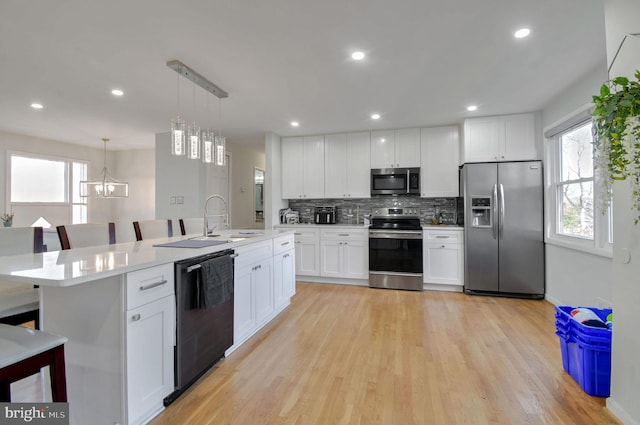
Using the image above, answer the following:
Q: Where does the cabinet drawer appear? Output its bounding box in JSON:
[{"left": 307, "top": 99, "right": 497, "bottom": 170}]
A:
[
  {"left": 273, "top": 234, "right": 295, "bottom": 256},
  {"left": 126, "top": 263, "right": 174, "bottom": 310},
  {"left": 235, "top": 240, "right": 273, "bottom": 269},
  {"left": 320, "top": 228, "right": 368, "bottom": 241},
  {"left": 423, "top": 229, "right": 463, "bottom": 242}
]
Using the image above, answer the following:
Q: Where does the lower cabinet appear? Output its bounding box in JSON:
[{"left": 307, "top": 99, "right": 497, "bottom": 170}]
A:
[
  {"left": 423, "top": 228, "right": 464, "bottom": 287},
  {"left": 320, "top": 229, "right": 368, "bottom": 279},
  {"left": 274, "top": 247, "right": 296, "bottom": 310},
  {"left": 125, "top": 263, "right": 176, "bottom": 425},
  {"left": 279, "top": 227, "right": 320, "bottom": 276}
]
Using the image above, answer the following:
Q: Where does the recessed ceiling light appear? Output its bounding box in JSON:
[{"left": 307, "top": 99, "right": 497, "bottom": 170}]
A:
[
  {"left": 30, "top": 103, "right": 43, "bottom": 109},
  {"left": 111, "top": 89, "right": 124, "bottom": 96},
  {"left": 467, "top": 105, "right": 478, "bottom": 112},
  {"left": 371, "top": 113, "right": 380, "bottom": 120},
  {"left": 514, "top": 28, "right": 531, "bottom": 39},
  {"left": 351, "top": 51, "right": 365, "bottom": 61},
  {"left": 291, "top": 121, "right": 299, "bottom": 127}
]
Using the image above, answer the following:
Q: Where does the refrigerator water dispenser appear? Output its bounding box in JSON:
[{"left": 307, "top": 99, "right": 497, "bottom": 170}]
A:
[{"left": 470, "top": 197, "right": 492, "bottom": 227}]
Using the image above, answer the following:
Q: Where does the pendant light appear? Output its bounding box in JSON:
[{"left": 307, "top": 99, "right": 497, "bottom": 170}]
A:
[
  {"left": 166, "top": 60, "right": 228, "bottom": 164},
  {"left": 80, "top": 138, "right": 129, "bottom": 198},
  {"left": 170, "top": 73, "right": 186, "bottom": 156}
]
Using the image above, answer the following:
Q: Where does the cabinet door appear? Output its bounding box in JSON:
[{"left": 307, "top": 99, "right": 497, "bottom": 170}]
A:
[
  {"left": 346, "top": 132, "right": 371, "bottom": 198},
  {"left": 282, "top": 250, "right": 296, "bottom": 298},
  {"left": 420, "top": 126, "right": 460, "bottom": 197},
  {"left": 423, "top": 243, "right": 463, "bottom": 285},
  {"left": 234, "top": 265, "right": 255, "bottom": 342},
  {"left": 282, "top": 137, "right": 303, "bottom": 198},
  {"left": 370, "top": 129, "right": 396, "bottom": 169},
  {"left": 394, "top": 128, "right": 421, "bottom": 167},
  {"left": 254, "top": 259, "right": 274, "bottom": 326},
  {"left": 273, "top": 250, "right": 295, "bottom": 309},
  {"left": 320, "top": 239, "right": 343, "bottom": 277},
  {"left": 296, "top": 239, "right": 320, "bottom": 276},
  {"left": 302, "top": 135, "right": 325, "bottom": 198},
  {"left": 501, "top": 113, "right": 537, "bottom": 161},
  {"left": 126, "top": 295, "right": 175, "bottom": 425},
  {"left": 343, "top": 239, "right": 369, "bottom": 279},
  {"left": 463, "top": 118, "right": 501, "bottom": 162},
  {"left": 324, "top": 134, "right": 348, "bottom": 198}
]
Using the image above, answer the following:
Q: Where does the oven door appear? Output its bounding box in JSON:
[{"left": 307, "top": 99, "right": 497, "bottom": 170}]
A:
[{"left": 369, "top": 230, "right": 423, "bottom": 274}]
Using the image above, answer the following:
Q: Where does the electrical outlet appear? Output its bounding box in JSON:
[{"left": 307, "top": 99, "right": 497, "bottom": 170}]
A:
[
  {"left": 169, "top": 196, "right": 176, "bottom": 205},
  {"left": 176, "top": 196, "right": 184, "bottom": 204}
]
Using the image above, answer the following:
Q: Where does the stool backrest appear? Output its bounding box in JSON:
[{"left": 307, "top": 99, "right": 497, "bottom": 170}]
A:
[
  {"left": 133, "top": 220, "right": 173, "bottom": 241},
  {"left": 179, "top": 218, "right": 204, "bottom": 236},
  {"left": 57, "top": 223, "right": 116, "bottom": 250},
  {"left": 0, "top": 227, "right": 43, "bottom": 256}
]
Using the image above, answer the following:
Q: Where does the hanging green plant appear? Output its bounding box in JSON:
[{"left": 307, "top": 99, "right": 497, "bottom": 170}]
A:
[{"left": 592, "top": 70, "right": 640, "bottom": 223}]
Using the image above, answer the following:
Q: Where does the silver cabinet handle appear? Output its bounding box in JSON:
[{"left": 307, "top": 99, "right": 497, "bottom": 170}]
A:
[
  {"left": 231, "top": 253, "right": 239, "bottom": 258},
  {"left": 139, "top": 279, "right": 167, "bottom": 291},
  {"left": 441, "top": 245, "right": 446, "bottom": 248},
  {"left": 283, "top": 253, "right": 289, "bottom": 258},
  {"left": 294, "top": 232, "right": 302, "bottom": 236},
  {"left": 435, "top": 235, "right": 450, "bottom": 239},
  {"left": 131, "top": 314, "right": 141, "bottom": 322},
  {"left": 281, "top": 241, "right": 291, "bottom": 246},
  {"left": 338, "top": 233, "right": 349, "bottom": 237}
]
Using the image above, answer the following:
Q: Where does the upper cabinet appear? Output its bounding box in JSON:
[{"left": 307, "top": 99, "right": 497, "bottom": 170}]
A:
[
  {"left": 371, "top": 128, "right": 421, "bottom": 168},
  {"left": 462, "top": 113, "right": 536, "bottom": 163},
  {"left": 420, "top": 126, "right": 460, "bottom": 198},
  {"left": 325, "top": 132, "right": 371, "bottom": 199},
  {"left": 282, "top": 135, "right": 325, "bottom": 199}
]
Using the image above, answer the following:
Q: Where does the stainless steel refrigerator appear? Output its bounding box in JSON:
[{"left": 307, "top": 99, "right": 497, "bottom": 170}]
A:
[{"left": 461, "top": 161, "right": 544, "bottom": 298}]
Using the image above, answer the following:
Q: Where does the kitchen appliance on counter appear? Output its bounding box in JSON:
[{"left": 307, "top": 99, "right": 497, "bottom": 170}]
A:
[
  {"left": 368, "top": 207, "right": 423, "bottom": 291},
  {"left": 279, "top": 208, "right": 299, "bottom": 224},
  {"left": 461, "top": 161, "right": 544, "bottom": 298},
  {"left": 165, "top": 249, "right": 235, "bottom": 406},
  {"left": 371, "top": 167, "right": 420, "bottom": 196},
  {"left": 315, "top": 206, "right": 336, "bottom": 224}
]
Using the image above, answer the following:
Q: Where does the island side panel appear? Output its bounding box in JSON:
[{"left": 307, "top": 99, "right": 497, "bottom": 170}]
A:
[{"left": 41, "top": 275, "right": 125, "bottom": 425}]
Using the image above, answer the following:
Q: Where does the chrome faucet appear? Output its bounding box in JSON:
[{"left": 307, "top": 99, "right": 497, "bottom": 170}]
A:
[{"left": 203, "top": 194, "right": 229, "bottom": 236}]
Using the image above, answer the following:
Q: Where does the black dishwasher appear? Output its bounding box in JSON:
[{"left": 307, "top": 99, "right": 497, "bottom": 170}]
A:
[{"left": 164, "top": 249, "right": 235, "bottom": 406}]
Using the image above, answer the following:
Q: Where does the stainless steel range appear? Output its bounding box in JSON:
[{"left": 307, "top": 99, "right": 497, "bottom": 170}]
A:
[{"left": 368, "top": 207, "right": 423, "bottom": 291}]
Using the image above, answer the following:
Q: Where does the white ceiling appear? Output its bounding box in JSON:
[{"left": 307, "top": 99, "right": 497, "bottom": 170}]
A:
[{"left": 0, "top": 0, "right": 606, "bottom": 151}]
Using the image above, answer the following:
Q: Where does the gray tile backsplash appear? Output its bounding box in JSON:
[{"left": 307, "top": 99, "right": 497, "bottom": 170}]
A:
[{"left": 288, "top": 196, "right": 464, "bottom": 225}]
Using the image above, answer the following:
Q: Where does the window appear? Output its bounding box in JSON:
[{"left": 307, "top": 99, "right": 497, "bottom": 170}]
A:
[
  {"left": 8, "top": 153, "right": 88, "bottom": 224},
  {"left": 547, "top": 118, "right": 612, "bottom": 254}
]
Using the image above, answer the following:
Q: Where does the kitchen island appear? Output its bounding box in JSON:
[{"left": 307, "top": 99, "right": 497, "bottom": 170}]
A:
[{"left": 0, "top": 229, "right": 295, "bottom": 425}]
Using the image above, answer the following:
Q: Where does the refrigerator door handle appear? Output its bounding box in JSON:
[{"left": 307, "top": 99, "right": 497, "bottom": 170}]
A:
[
  {"left": 492, "top": 183, "right": 498, "bottom": 240},
  {"left": 499, "top": 183, "right": 505, "bottom": 239}
]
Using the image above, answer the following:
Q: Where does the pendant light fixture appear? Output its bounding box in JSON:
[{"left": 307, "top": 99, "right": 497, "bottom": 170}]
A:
[
  {"left": 166, "top": 60, "right": 228, "bottom": 164},
  {"left": 170, "top": 73, "right": 186, "bottom": 156},
  {"left": 80, "top": 138, "right": 129, "bottom": 198}
]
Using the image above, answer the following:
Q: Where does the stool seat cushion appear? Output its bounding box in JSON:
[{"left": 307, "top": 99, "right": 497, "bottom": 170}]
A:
[{"left": 0, "top": 324, "right": 67, "bottom": 369}]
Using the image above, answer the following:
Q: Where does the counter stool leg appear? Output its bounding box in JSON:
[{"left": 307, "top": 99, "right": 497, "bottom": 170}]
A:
[
  {"left": 0, "top": 383, "right": 10, "bottom": 402},
  {"left": 49, "top": 345, "right": 67, "bottom": 402}
]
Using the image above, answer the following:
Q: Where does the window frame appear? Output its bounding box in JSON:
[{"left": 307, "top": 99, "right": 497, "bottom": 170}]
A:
[
  {"left": 544, "top": 110, "right": 613, "bottom": 257},
  {"left": 6, "top": 150, "right": 89, "bottom": 224}
]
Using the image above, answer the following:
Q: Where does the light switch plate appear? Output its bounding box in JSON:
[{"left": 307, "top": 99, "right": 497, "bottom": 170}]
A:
[{"left": 170, "top": 196, "right": 176, "bottom": 205}]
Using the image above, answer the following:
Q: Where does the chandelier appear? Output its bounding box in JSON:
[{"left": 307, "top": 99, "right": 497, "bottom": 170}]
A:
[
  {"left": 79, "top": 138, "right": 129, "bottom": 198},
  {"left": 167, "top": 60, "right": 227, "bottom": 165}
]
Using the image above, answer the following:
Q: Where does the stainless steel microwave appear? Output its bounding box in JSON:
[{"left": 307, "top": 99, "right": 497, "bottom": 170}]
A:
[{"left": 371, "top": 167, "right": 420, "bottom": 195}]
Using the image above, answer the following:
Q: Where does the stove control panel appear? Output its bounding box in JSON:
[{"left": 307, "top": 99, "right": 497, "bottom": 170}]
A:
[{"left": 371, "top": 207, "right": 420, "bottom": 218}]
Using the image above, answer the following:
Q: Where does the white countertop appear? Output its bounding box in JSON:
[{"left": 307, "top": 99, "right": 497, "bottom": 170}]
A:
[
  {"left": 0, "top": 229, "right": 290, "bottom": 287},
  {"left": 275, "top": 223, "right": 369, "bottom": 229},
  {"left": 422, "top": 225, "right": 463, "bottom": 229}
]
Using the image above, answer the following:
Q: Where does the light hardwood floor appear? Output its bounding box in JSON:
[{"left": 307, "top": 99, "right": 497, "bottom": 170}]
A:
[{"left": 149, "top": 283, "right": 620, "bottom": 425}]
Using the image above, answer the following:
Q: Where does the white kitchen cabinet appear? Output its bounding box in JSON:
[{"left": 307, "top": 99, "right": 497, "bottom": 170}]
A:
[
  {"left": 320, "top": 229, "right": 368, "bottom": 279},
  {"left": 423, "top": 228, "right": 464, "bottom": 288},
  {"left": 420, "top": 126, "right": 460, "bottom": 197},
  {"left": 273, "top": 246, "right": 295, "bottom": 310},
  {"left": 325, "top": 132, "right": 371, "bottom": 198},
  {"left": 126, "top": 295, "right": 175, "bottom": 425},
  {"left": 371, "top": 128, "right": 421, "bottom": 169},
  {"left": 282, "top": 135, "right": 325, "bottom": 199},
  {"left": 279, "top": 227, "right": 320, "bottom": 276},
  {"left": 462, "top": 113, "right": 536, "bottom": 163},
  {"left": 233, "top": 240, "right": 274, "bottom": 346}
]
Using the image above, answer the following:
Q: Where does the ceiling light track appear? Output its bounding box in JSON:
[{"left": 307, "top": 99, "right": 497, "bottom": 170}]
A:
[{"left": 166, "top": 60, "right": 228, "bottom": 99}]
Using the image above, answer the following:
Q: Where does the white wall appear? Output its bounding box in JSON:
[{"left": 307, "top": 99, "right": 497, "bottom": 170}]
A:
[
  {"left": 264, "top": 132, "right": 287, "bottom": 229},
  {"left": 603, "top": 1, "right": 640, "bottom": 423},
  {"left": 226, "top": 143, "right": 265, "bottom": 229},
  {"left": 541, "top": 63, "right": 614, "bottom": 308}
]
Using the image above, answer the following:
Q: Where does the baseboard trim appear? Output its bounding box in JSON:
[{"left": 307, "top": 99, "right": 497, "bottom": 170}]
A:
[{"left": 607, "top": 398, "right": 638, "bottom": 425}]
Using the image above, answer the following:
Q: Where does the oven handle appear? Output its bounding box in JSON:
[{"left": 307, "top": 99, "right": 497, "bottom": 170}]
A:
[{"left": 369, "top": 230, "right": 423, "bottom": 240}]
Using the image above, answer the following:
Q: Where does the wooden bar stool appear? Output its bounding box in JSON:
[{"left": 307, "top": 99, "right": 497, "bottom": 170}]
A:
[{"left": 0, "top": 324, "right": 68, "bottom": 402}]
